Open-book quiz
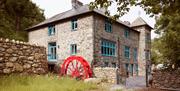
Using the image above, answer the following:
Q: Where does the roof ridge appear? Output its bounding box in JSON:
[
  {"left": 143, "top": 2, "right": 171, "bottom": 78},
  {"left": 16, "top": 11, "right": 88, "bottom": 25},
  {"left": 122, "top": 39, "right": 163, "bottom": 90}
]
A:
[{"left": 131, "top": 17, "right": 152, "bottom": 29}]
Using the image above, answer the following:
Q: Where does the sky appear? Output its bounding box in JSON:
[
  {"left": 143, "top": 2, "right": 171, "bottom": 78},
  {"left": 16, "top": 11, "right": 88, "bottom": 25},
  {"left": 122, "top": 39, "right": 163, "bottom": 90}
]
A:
[{"left": 32, "top": 0, "right": 157, "bottom": 39}]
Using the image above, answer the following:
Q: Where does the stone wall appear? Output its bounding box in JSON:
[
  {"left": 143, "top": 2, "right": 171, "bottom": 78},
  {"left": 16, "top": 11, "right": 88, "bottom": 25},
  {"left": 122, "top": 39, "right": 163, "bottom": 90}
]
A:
[
  {"left": 0, "top": 38, "right": 48, "bottom": 75},
  {"left": 152, "top": 69, "right": 180, "bottom": 89},
  {"left": 93, "top": 67, "right": 117, "bottom": 83}
]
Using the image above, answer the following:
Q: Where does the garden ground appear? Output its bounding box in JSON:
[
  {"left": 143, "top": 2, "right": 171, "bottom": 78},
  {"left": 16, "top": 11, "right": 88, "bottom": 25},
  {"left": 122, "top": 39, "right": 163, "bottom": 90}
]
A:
[
  {"left": 0, "top": 74, "right": 165, "bottom": 91},
  {"left": 0, "top": 74, "right": 104, "bottom": 91}
]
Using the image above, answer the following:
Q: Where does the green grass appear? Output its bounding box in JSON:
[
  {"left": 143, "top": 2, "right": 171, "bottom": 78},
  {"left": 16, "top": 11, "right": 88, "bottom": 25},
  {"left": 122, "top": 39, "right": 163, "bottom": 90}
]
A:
[{"left": 0, "top": 75, "right": 101, "bottom": 91}]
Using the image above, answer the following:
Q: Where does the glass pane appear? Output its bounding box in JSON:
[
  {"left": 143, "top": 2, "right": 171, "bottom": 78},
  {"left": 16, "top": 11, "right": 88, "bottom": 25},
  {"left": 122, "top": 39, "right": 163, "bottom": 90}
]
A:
[{"left": 75, "top": 22, "right": 77, "bottom": 28}]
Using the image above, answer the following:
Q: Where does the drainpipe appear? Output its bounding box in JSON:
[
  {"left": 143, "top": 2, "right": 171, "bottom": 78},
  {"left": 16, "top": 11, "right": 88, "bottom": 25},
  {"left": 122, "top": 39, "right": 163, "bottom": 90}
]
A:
[
  {"left": 116, "top": 37, "right": 120, "bottom": 84},
  {"left": 146, "top": 62, "right": 148, "bottom": 87}
]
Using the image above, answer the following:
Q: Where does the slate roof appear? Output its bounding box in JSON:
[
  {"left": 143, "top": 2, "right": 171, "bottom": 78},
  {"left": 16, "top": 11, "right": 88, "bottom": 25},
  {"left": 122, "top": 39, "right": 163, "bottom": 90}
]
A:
[
  {"left": 131, "top": 17, "right": 153, "bottom": 29},
  {"left": 26, "top": 4, "right": 133, "bottom": 31}
]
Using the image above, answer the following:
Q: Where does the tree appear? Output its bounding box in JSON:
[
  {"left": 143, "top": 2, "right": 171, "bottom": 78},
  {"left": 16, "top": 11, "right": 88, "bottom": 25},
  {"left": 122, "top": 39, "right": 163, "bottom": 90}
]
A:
[
  {"left": 151, "top": 38, "right": 163, "bottom": 65},
  {"left": 4, "top": 0, "right": 45, "bottom": 32},
  {"left": 89, "top": 0, "right": 180, "bottom": 68},
  {"left": 0, "top": 0, "right": 45, "bottom": 41}
]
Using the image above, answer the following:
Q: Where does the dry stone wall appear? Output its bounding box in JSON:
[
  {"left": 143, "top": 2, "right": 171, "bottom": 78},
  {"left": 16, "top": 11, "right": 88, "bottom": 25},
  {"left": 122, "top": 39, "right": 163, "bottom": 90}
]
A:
[
  {"left": 152, "top": 69, "right": 180, "bottom": 89},
  {"left": 0, "top": 38, "right": 48, "bottom": 75},
  {"left": 93, "top": 67, "right": 117, "bottom": 83}
]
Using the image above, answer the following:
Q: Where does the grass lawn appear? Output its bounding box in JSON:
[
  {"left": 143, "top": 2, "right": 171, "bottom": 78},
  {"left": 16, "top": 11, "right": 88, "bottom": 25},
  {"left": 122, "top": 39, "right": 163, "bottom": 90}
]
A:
[{"left": 0, "top": 74, "right": 104, "bottom": 91}]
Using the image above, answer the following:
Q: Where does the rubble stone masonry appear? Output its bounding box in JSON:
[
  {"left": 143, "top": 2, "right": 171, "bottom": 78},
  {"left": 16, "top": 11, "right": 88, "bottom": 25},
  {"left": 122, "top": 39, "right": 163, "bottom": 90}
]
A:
[
  {"left": 152, "top": 69, "right": 180, "bottom": 89},
  {"left": 0, "top": 38, "right": 48, "bottom": 75}
]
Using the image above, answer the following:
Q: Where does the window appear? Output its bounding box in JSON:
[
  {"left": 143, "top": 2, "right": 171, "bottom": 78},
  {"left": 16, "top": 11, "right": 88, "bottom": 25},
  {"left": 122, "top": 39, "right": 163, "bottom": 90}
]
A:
[
  {"left": 129, "top": 64, "right": 133, "bottom": 76},
  {"left": 146, "top": 33, "right": 151, "bottom": 43},
  {"left": 124, "top": 29, "right": 130, "bottom": 38},
  {"left": 125, "top": 64, "right": 129, "bottom": 75},
  {"left": 124, "top": 46, "right": 130, "bottom": 59},
  {"left": 133, "top": 48, "right": 138, "bottom": 61},
  {"left": 70, "top": 44, "right": 77, "bottom": 55},
  {"left": 48, "top": 42, "right": 57, "bottom": 60},
  {"left": 101, "top": 40, "right": 116, "bottom": 56},
  {"left": 135, "top": 64, "right": 138, "bottom": 76},
  {"left": 145, "top": 51, "right": 150, "bottom": 60},
  {"left": 71, "top": 18, "right": 77, "bottom": 31},
  {"left": 105, "top": 20, "right": 112, "bottom": 32},
  {"left": 48, "top": 25, "right": 55, "bottom": 36}
]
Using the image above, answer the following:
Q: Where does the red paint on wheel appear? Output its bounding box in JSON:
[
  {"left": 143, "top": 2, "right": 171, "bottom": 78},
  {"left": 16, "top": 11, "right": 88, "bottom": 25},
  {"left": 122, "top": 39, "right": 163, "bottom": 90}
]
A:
[{"left": 60, "top": 56, "right": 92, "bottom": 80}]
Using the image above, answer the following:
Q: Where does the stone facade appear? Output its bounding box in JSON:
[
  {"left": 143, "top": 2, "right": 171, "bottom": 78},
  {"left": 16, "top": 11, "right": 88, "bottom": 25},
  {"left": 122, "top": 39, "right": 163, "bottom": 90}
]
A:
[
  {"left": 152, "top": 69, "right": 180, "bottom": 89},
  {"left": 93, "top": 67, "right": 117, "bottom": 83},
  {"left": 29, "top": 14, "right": 94, "bottom": 65},
  {"left": 93, "top": 15, "right": 140, "bottom": 77},
  {"left": 133, "top": 26, "right": 151, "bottom": 76},
  {"left": 0, "top": 38, "right": 48, "bottom": 75}
]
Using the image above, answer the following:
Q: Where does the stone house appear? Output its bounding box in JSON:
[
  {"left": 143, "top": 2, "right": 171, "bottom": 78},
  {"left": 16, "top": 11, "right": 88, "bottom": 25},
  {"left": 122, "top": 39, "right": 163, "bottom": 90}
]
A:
[{"left": 26, "top": 0, "right": 152, "bottom": 77}]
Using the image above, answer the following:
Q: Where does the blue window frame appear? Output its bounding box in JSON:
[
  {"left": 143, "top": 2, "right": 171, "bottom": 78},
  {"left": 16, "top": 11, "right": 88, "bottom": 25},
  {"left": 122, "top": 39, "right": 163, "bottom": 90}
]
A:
[
  {"left": 48, "top": 25, "right": 55, "bottom": 36},
  {"left": 124, "top": 29, "right": 130, "bottom": 38},
  {"left": 133, "top": 48, "right": 137, "bottom": 61},
  {"left": 71, "top": 18, "right": 77, "bottom": 31},
  {"left": 48, "top": 42, "right": 57, "bottom": 60},
  {"left": 70, "top": 44, "right": 77, "bottom": 55},
  {"left": 125, "top": 63, "right": 129, "bottom": 72},
  {"left": 105, "top": 20, "right": 112, "bottom": 32},
  {"left": 101, "top": 40, "right": 116, "bottom": 56},
  {"left": 124, "top": 46, "right": 130, "bottom": 59},
  {"left": 129, "top": 64, "right": 133, "bottom": 76},
  {"left": 135, "top": 64, "right": 138, "bottom": 76}
]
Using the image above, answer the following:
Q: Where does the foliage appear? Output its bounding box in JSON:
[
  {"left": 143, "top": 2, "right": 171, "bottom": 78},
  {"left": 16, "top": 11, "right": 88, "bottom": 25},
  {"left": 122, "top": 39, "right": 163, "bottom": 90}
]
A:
[
  {"left": 155, "top": 13, "right": 180, "bottom": 68},
  {"left": 151, "top": 38, "right": 163, "bottom": 65},
  {"left": 0, "top": 75, "right": 100, "bottom": 91},
  {"left": 89, "top": 0, "right": 180, "bottom": 18},
  {"left": 90, "top": 0, "right": 180, "bottom": 68},
  {"left": 0, "top": 0, "right": 45, "bottom": 41}
]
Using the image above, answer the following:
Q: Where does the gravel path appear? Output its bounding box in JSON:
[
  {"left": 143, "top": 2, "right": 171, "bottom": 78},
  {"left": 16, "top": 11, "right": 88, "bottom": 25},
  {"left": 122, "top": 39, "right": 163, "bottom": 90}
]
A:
[
  {"left": 110, "top": 76, "right": 146, "bottom": 91},
  {"left": 125, "top": 76, "right": 146, "bottom": 88}
]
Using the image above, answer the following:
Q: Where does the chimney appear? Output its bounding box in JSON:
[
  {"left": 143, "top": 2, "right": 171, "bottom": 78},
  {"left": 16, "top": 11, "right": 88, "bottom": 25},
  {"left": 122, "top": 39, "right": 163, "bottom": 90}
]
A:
[{"left": 71, "top": 0, "right": 83, "bottom": 9}]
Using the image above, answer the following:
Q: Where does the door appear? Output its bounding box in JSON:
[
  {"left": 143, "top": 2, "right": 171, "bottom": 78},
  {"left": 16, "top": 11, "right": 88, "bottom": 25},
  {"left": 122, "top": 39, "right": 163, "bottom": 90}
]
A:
[{"left": 48, "top": 42, "right": 57, "bottom": 61}]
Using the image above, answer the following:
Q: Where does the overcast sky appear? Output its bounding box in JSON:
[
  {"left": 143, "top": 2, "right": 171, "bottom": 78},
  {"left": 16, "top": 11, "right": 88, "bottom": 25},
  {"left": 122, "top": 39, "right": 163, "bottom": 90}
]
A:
[{"left": 32, "top": 0, "right": 157, "bottom": 39}]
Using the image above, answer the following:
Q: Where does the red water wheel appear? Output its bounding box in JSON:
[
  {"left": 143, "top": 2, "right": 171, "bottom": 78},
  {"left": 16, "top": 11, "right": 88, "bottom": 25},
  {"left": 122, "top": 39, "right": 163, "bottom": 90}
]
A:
[{"left": 60, "top": 56, "right": 93, "bottom": 80}]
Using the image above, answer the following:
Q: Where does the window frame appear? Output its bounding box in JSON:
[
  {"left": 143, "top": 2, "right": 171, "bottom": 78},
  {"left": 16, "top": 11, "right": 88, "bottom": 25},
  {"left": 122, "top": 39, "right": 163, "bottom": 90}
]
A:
[
  {"left": 48, "top": 25, "right": 56, "bottom": 36},
  {"left": 48, "top": 42, "right": 57, "bottom": 60},
  {"left": 135, "top": 64, "right": 138, "bottom": 76},
  {"left": 124, "top": 46, "right": 130, "bottom": 59},
  {"left": 70, "top": 44, "right": 77, "bottom": 55},
  {"left": 101, "top": 39, "right": 116, "bottom": 57},
  {"left": 146, "top": 33, "right": 151, "bottom": 43},
  {"left": 124, "top": 29, "right": 130, "bottom": 38},
  {"left": 133, "top": 48, "right": 138, "bottom": 61},
  {"left": 145, "top": 51, "right": 150, "bottom": 60},
  {"left": 105, "top": 19, "right": 112, "bottom": 33},
  {"left": 129, "top": 64, "right": 134, "bottom": 76},
  {"left": 71, "top": 18, "right": 78, "bottom": 31}
]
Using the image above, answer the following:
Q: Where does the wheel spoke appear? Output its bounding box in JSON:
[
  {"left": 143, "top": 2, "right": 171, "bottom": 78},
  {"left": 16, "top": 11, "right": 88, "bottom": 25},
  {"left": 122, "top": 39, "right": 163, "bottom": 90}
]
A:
[
  {"left": 67, "top": 68, "right": 72, "bottom": 74},
  {"left": 71, "top": 61, "right": 75, "bottom": 69},
  {"left": 61, "top": 56, "right": 92, "bottom": 79},
  {"left": 76, "top": 61, "right": 79, "bottom": 69}
]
